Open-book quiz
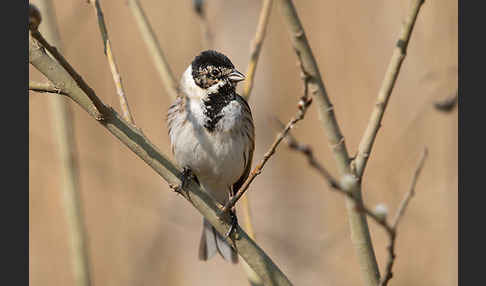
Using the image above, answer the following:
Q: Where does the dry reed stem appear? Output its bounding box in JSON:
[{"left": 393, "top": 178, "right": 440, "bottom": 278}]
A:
[
  {"left": 30, "top": 2, "right": 92, "bottom": 286},
  {"left": 89, "top": 0, "right": 135, "bottom": 124},
  {"left": 127, "top": 0, "right": 179, "bottom": 100},
  {"left": 243, "top": 0, "right": 273, "bottom": 101},
  {"left": 239, "top": 2, "right": 274, "bottom": 284}
]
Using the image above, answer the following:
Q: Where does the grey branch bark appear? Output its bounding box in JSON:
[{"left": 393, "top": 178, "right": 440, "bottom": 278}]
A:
[
  {"left": 30, "top": 81, "right": 68, "bottom": 95},
  {"left": 277, "top": 1, "right": 380, "bottom": 285},
  {"left": 29, "top": 31, "right": 292, "bottom": 286}
]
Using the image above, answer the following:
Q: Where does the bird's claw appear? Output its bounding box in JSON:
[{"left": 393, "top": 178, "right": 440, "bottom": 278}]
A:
[
  {"left": 172, "top": 166, "right": 198, "bottom": 196},
  {"left": 224, "top": 209, "right": 238, "bottom": 238}
]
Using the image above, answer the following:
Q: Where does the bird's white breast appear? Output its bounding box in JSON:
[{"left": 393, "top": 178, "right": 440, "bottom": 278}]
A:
[{"left": 169, "top": 98, "right": 247, "bottom": 202}]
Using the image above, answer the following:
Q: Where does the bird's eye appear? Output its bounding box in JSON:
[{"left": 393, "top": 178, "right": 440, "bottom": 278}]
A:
[{"left": 211, "top": 70, "right": 219, "bottom": 77}]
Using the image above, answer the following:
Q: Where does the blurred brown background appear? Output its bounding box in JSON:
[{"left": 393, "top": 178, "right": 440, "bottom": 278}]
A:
[{"left": 29, "top": 0, "right": 457, "bottom": 285}]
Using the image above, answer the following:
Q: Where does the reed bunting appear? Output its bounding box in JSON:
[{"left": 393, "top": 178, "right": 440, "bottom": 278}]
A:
[{"left": 167, "top": 50, "right": 255, "bottom": 263}]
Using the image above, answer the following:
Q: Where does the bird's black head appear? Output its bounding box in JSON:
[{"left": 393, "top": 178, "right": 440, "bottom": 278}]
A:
[{"left": 191, "top": 50, "right": 245, "bottom": 89}]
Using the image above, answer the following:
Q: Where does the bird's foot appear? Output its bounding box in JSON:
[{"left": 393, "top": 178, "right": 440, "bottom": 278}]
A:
[
  {"left": 172, "top": 166, "right": 198, "bottom": 196},
  {"left": 224, "top": 208, "right": 238, "bottom": 238}
]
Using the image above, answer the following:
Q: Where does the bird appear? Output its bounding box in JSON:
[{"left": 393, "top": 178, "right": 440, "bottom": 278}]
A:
[{"left": 167, "top": 50, "right": 255, "bottom": 263}]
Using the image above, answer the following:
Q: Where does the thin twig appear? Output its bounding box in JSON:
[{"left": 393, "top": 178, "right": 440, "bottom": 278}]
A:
[
  {"left": 353, "top": 0, "right": 426, "bottom": 178},
  {"left": 30, "top": 81, "right": 68, "bottom": 96},
  {"left": 88, "top": 0, "right": 135, "bottom": 124},
  {"left": 222, "top": 69, "right": 312, "bottom": 213},
  {"left": 275, "top": 118, "right": 340, "bottom": 189},
  {"left": 379, "top": 148, "right": 428, "bottom": 286},
  {"left": 29, "top": 30, "right": 292, "bottom": 286},
  {"left": 243, "top": 0, "right": 273, "bottom": 101},
  {"left": 127, "top": 0, "right": 178, "bottom": 100}
]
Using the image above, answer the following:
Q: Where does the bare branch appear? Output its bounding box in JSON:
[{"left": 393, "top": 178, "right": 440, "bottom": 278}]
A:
[
  {"left": 30, "top": 81, "right": 68, "bottom": 96},
  {"left": 88, "top": 0, "right": 135, "bottom": 124},
  {"left": 243, "top": 0, "right": 273, "bottom": 100},
  {"left": 391, "top": 148, "right": 428, "bottom": 228},
  {"left": 276, "top": 118, "right": 340, "bottom": 189},
  {"left": 29, "top": 30, "right": 292, "bottom": 286},
  {"left": 240, "top": 195, "right": 264, "bottom": 286},
  {"left": 353, "top": 0, "right": 426, "bottom": 178},
  {"left": 278, "top": 1, "right": 380, "bottom": 284},
  {"left": 30, "top": 29, "right": 106, "bottom": 120},
  {"left": 127, "top": 0, "right": 178, "bottom": 100},
  {"left": 222, "top": 69, "right": 313, "bottom": 213},
  {"left": 278, "top": 0, "right": 351, "bottom": 175},
  {"left": 379, "top": 148, "right": 428, "bottom": 286}
]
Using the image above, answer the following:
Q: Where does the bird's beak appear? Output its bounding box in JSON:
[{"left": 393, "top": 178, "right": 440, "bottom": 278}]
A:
[{"left": 228, "top": 69, "right": 245, "bottom": 82}]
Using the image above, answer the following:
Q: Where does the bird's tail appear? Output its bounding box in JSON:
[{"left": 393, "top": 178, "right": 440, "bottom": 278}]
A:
[{"left": 198, "top": 218, "right": 238, "bottom": 263}]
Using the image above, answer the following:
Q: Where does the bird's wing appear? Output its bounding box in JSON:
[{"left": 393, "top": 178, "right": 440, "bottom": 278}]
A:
[{"left": 232, "top": 94, "right": 255, "bottom": 195}]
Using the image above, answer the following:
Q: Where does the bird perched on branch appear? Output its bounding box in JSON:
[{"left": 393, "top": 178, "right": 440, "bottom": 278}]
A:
[{"left": 167, "top": 50, "right": 255, "bottom": 263}]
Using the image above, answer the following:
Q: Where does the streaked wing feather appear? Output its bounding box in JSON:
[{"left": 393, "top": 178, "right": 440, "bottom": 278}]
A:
[{"left": 232, "top": 94, "right": 255, "bottom": 195}]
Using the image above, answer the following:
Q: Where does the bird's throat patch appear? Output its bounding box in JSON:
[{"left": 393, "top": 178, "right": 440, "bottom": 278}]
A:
[{"left": 203, "top": 84, "right": 235, "bottom": 132}]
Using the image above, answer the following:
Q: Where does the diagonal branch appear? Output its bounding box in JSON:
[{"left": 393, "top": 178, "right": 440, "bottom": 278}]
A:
[
  {"left": 30, "top": 29, "right": 106, "bottom": 120},
  {"left": 222, "top": 94, "right": 312, "bottom": 213},
  {"left": 275, "top": 118, "right": 339, "bottom": 190},
  {"left": 353, "top": 0, "right": 426, "bottom": 178},
  {"left": 222, "top": 60, "right": 313, "bottom": 213},
  {"left": 243, "top": 0, "right": 273, "bottom": 101},
  {"left": 127, "top": 0, "right": 178, "bottom": 100},
  {"left": 29, "top": 30, "right": 292, "bottom": 286},
  {"left": 88, "top": 0, "right": 135, "bottom": 124}
]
